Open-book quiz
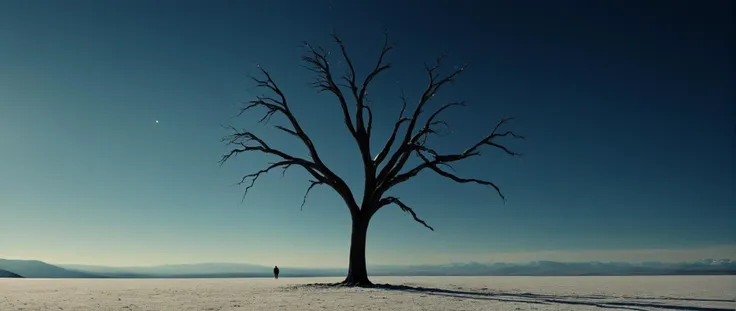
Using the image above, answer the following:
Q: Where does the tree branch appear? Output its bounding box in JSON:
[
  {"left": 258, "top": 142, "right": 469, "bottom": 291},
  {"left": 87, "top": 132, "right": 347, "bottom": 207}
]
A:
[
  {"left": 243, "top": 67, "right": 333, "bottom": 172},
  {"left": 221, "top": 66, "right": 361, "bottom": 215},
  {"left": 362, "top": 105, "right": 374, "bottom": 139},
  {"left": 331, "top": 32, "right": 392, "bottom": 138},
  {"left": 376, "top": 58, "right": 466, "bottom": 183},
  {"left": 301, "top": 180, "right": 325, "bottom": 211},
  {"left": 220, "top": 127, "right": 327, "bottom": 186},
  {"left": 330, "top": 34, "right": 361, "bottom": 132},
  {"left": 416, "top": 101, "right": 466, "bottom": 139},
  {"left": 220, "top": 126, "right": 316, "bottom": 171},
  {"left": 379, "top": 101, "right": 467, "bottom": 184},
  {"left": 329, "top": 33, "right": 395, "bottom": 207},
  {"left": 302, "top": 42, "right": 356, "bottom": 136},
  {"left": 357, "top": 33, "right": 393, "bottom": 119},
  {"left": 418, "top": 151, "right": 507, "bottom": 202},
  {"left": 378, "top": 196, "right": 434, "bottom": 231},
  {"left": 232, "top": 160, "right": 301, "bottom": 203},
  {"left": 376, "top": 117, "right": 523, "bottom": 203},
  {"left": 373, "top": 93, "right": 409, "bottom": 165}
]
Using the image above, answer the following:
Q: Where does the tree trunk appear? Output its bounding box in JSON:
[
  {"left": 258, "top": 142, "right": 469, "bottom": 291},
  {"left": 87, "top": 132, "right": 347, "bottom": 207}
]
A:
[{"left": 342, "top": 214, "right": 372, "bottom": 286}]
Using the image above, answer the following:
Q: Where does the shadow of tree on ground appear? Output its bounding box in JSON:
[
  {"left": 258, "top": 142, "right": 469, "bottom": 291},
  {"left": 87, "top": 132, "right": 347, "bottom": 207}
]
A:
[
  {"left": 296, "top": 282, "right": 733, "bottom": 311},
  {"left": 369, "top": 283, "right": 734, "bottom": 311}
]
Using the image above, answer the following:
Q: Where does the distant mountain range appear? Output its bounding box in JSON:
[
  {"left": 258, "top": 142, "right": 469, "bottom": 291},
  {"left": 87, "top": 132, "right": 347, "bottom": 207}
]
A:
[
  {"left": 58, "top": 262, "right": 345, "bottom": 278},
  {"left": 368, "top": 259, "right": 736, "bottom": 276},
  {"left": 1, "top": 258, "right": 734, "bottom": 279}
]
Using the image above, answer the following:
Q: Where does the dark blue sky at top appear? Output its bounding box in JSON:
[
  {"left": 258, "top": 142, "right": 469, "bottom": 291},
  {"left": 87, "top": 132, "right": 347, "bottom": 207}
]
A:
[{"left": 0, "top": 0, "right": 733, "bottom": 266}]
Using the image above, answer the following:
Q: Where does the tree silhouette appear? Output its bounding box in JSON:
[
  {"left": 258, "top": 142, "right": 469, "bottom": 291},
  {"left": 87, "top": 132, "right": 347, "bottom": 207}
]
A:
[{"left": 220, "top": 33, "right": 523, "bottom": 287}]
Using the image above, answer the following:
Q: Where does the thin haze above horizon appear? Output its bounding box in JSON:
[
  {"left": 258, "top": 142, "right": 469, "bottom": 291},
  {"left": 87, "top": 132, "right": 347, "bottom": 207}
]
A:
[{"left": 1, "top": 0, "right": 734, "bottom": 268}]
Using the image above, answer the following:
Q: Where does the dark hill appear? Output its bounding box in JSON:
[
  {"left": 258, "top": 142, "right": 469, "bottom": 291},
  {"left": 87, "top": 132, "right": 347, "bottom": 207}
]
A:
[
  {"left": 0, "top": 259, "right": 100, "bottom": 278},
  {"left": 0, "top": 268, "right": 23, "bottom": 278}
]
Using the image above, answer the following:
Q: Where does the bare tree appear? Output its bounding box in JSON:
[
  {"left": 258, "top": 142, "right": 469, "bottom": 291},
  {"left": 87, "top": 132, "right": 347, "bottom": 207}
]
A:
[{"left": 220, "top": 33, "right": 523, "bottom": 287}]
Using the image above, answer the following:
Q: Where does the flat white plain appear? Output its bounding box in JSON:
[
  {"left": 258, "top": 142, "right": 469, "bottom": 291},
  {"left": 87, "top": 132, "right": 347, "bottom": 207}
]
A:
[{"left": 1, "top": 276, "right": 734, "bottom": 310}]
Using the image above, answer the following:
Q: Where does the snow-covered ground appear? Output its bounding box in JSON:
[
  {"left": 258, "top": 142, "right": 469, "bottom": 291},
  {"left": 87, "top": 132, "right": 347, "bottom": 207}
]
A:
[{"left": 1, "top": 276, "right": 734, "bottom": 310}]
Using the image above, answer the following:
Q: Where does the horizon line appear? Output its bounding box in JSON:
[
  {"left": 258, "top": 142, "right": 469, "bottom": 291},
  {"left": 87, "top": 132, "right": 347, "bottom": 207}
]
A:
[
  {"left": 4, "top": 245, "right": 735, "bottom": 268},
  {"left": 0, "top": 258, "right": 733, "bottom": 271}
]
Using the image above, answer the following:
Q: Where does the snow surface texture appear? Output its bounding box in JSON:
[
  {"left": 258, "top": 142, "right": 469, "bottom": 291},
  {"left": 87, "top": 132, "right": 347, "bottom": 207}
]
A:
[{"left": 0, "top": 276, "right": 734, "bottom": 310}]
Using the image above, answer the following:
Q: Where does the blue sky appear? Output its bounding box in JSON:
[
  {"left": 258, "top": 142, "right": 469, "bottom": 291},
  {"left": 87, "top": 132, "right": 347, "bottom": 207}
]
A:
[{"left": 1, "top": 0, "right": 733, "bottom": 267}]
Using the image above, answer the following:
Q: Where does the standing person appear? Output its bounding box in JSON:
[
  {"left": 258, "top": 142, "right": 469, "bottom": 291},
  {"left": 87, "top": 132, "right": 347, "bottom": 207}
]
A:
[{"left": 273, "top": 265, "right": 279, "bottom": 279}]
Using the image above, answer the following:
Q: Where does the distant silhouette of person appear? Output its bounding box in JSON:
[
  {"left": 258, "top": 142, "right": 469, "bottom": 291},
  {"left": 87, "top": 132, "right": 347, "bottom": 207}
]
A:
[{"left": 273, "top": 265, "right": 279, "bottom": 279}]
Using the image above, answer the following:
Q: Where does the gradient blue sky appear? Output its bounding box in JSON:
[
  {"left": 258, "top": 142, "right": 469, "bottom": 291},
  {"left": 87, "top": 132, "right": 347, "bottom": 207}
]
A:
[{"left": 1, "top": 0, "right": 734, "bottom": 267}]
